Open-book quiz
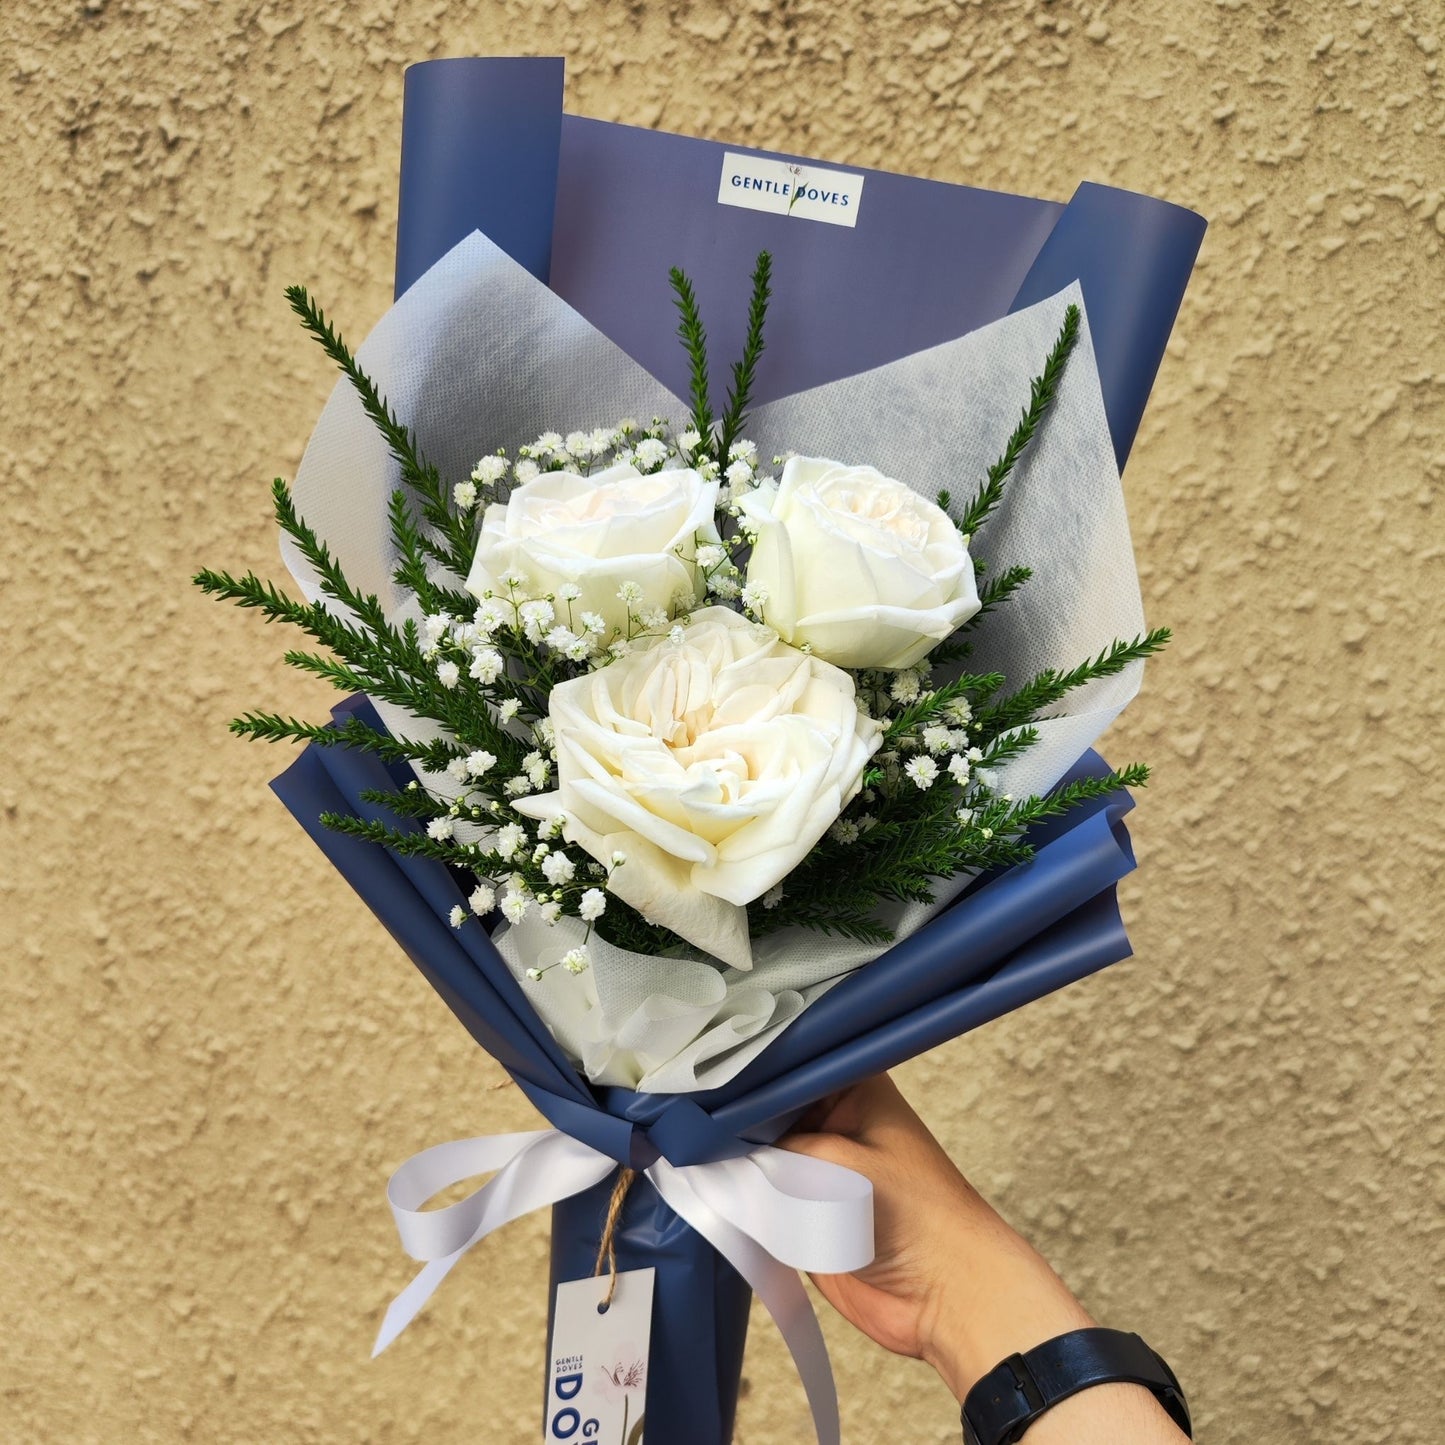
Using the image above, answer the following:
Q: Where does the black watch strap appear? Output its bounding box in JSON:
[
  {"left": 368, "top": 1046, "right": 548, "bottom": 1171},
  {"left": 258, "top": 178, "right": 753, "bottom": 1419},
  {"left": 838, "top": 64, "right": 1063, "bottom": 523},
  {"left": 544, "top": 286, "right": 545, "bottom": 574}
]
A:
[{"left": 961, "top": 1328, "right": 1192, "bottom": 1445}]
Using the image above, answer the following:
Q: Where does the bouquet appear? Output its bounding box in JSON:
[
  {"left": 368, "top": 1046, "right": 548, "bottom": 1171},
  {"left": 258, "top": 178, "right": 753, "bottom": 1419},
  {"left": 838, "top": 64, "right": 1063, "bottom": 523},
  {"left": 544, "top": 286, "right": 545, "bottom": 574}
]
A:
[{"left": 198, "top": 57, "right": 1204, "bottom": 1445}]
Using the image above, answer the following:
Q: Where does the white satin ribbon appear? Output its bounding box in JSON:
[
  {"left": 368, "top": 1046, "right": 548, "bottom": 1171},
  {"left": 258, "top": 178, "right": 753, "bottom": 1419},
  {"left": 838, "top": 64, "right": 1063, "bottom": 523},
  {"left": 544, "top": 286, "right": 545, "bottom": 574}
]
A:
[{"left": 373, "top": 1129, "right": 874, "bottom": 1445}]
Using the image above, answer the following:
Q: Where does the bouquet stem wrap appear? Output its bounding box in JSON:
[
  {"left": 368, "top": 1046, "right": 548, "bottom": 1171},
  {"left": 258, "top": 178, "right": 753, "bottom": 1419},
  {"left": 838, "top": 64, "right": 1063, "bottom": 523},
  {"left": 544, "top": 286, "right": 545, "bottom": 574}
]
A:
[{"left": 549, "top": 1178, "right": 752, "bottom": 1443}]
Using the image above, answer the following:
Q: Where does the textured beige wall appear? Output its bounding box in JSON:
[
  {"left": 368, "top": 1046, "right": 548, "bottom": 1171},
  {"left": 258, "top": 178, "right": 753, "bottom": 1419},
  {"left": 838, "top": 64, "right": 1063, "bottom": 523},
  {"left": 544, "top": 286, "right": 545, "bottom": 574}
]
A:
[{"left": 3, "top": 1, "right": 1442, "bottom": 1441}]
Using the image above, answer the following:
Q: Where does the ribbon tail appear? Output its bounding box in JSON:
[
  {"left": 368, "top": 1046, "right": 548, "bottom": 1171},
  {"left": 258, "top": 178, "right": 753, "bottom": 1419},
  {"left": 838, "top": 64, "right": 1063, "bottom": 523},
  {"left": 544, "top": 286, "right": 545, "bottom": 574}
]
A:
[
  {"left": 373, "top": 1251, "right": 468, "bottom": 1357},
  {"left": 373, "top": 1131, "right": 616, "bottom": 1356},
  {"left": 650, "top": 1165, "right": 842, "bottom": 1445}
]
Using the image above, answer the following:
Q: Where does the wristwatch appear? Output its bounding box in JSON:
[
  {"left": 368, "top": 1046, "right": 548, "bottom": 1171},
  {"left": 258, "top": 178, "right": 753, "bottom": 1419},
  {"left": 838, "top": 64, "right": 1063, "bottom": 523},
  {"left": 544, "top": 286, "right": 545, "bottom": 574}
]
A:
[{"left": 961, "top": 1328, "right": 1192, "bottom": 1445}]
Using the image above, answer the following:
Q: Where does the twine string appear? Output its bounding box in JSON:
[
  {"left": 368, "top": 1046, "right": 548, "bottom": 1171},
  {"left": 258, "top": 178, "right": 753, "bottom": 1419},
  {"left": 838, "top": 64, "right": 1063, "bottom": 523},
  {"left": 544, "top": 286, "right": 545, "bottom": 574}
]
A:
[{"left": 591, "top": 1167, "right": 637, "bottom": 1309}]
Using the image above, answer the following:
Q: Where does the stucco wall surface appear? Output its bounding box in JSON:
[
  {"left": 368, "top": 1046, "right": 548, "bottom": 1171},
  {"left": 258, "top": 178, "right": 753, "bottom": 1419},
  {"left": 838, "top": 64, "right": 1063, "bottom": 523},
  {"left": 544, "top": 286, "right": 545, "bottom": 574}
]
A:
[{"left": 2, "top": 1, "right": 1441, "bottom": 1441}]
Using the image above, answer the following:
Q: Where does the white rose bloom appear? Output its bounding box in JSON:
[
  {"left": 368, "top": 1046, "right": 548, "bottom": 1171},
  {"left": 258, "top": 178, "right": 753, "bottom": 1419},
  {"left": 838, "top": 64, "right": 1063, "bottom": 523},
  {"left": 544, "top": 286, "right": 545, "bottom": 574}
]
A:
[
  {"left": 736, "top": 456, "right": 981, "bottom": 670},
  {"left": 513, "top": 607, "right": 884, "bottom": 970},
  {"left": 464, "top": 462, "right": 721, "bottom": 644}
]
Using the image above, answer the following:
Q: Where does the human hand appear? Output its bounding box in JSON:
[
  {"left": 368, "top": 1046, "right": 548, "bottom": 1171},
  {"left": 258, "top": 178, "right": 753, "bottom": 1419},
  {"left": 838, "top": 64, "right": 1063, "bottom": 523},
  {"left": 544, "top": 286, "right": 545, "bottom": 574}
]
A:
[
  {"left": 780, "top": 1074, "right": 1092, "bottom": 1399},
  {"left": 781, "top": 1075, "right": 1190, "bottom": 1442}
]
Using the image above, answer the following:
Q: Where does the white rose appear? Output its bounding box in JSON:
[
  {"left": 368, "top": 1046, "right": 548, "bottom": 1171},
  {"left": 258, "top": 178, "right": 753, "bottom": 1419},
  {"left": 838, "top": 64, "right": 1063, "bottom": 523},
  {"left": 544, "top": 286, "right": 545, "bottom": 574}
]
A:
[
  {"left": 464, "top": 462, "right": 720, "bottom": 642},
  {"left": 513, "top": 607, "right": 883, "bottom": 970},
  {"left": 737, "top": 456, "right": 980, "bottom": 670}
]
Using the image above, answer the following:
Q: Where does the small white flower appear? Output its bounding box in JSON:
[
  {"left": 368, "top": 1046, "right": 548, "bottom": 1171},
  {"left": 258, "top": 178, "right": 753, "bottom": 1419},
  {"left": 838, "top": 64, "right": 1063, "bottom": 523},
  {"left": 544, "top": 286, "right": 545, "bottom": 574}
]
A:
[
  {"left": 545, "top": 625, "right": 579, "bottom": 654},
  {"left": 580, "top": 611, "right": 606, "bottom": 635},
  {"left": 565, "top": 636, "right": 593, "bottom": 662},
  {"left": 525, "top": 753, "right": 552, "bottom": 789},
  {"left": 668, "top": 624, "right": 686, "bottom": 645},
  {"left": 905, "top": 756, "right": 940, "bottom": 790},
  {"left": 525, "top": 967, "right": 544, "bottom": 982},
  {"left": 639, "top": 606, "right": 669, "bottom": 631},
  {"left": 610, "top": 851, "right": 628, "bottom": 869},
  {"left": 541, "top": 852, "right": 576, "bottom": 886},
  {"left": 514, "top": 459, "right": 540, "bottom": 484},
  {"left": 695, "top": 544, "right": 725, "bottom": 570},
  {"left": 496, "top": 823, "right": 526, "bottom": 860},
  {"left": 728, "top": 439, "right": 757, "bottom": 461},
  {"left": 678, "top": 428, "right": 702, "bottom": 454},
  {"left": 534, "top": 718, "right": 556, "bottom": 751},
  {"left": 436, "top": 660, "right": 460, "bottom": 689},
  {"left": 535, "top": 431, "right": 563, "bottom": 454},
  {"left": 634, "top": 437, "right": 668, "bottom": 470},
  {"left": 497, "top": 698, "right": 522, "bottom": 724},
  {"left": 447, "top": 756, "right": 471, "bottom": 782},
  {"left": 556, "top": 582, "right": 583, "bottom": 603},
  {"left": 980, "top": 826, "right": 994, "bottom": 840},
  {"left": 947, "top": 755, "right": 971, "bottom": 785},
  {"left": 471, "top": 454, "right": 508, "bottom": 486},
  {"left": 427, "top": 816, "right": 456, "bottom": 841},
  {"left": 945, "top": 698, "right": 973, "bottom": 726},
  {"left": 473, "top": 598, "right": 508, "bottom": 633},
  {"left": 449, "top": 905, "right": 467, "bottom": 928},
  {"left": 922, "top": 724, "right": 953, "bottom": 755},
  {"left": 740, "top": 583, "right": 769, "bottom": 617},
  {"left": 469, "top": 883, "right": 497, "bottom": 914},
  {"left": 561, "top": 946, "right": 590, "bottom": 975},
  {"left": 519, "top": 599, "right": 555, "bottom": 640},
  {"left": 762, "top": 884, "right": 784, "bottom": 910},
  {"left": 617, "top": 580, "right": 644, "bottom": 605},
  {"left": 589, "top": 426, "right": 616, "bottom": 454},
  {"left": 725, "top": 459, "right": 753, "bottom": 488},
  {"left": 539, "top": 900, "right": 562, "bottom": 925},
  {"left": 955, "top": 807, "right": 976, "bottom": 827},
  {"left": 579, "top": 888, "right": 607, "bottom": 921},
  {"left": 505, "top": 775, "right": 534, "bottom": 796},
  {"left": 830, "top": 819, "right": 860, "bottom": 845},
  {"left": 469, "top": 649, "right": 504, "bottom": 684},
  {"left": 501, "top": 889, "right": 531, "bottom": 923},
  {"left": 564, "top": 430, "right": 592, "bottom": 459},
  {"left": 453, "top": 480, "right": 478, "bottom": 511},
  {"left": 967, "top": 747, "right": 983, "bottom": 763},
  {"left": 890, "top": 671, "right": 923, "bottom": 704},
  {"left": 466, "top": 750, "right": 497, "bottom": 778}
]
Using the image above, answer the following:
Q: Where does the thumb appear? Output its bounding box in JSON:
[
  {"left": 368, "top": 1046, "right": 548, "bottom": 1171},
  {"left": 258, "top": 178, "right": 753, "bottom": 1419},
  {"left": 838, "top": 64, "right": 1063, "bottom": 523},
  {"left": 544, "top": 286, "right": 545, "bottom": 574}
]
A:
[{"left": 775, "top": 1127, "right": 868, "bottom": 1175}]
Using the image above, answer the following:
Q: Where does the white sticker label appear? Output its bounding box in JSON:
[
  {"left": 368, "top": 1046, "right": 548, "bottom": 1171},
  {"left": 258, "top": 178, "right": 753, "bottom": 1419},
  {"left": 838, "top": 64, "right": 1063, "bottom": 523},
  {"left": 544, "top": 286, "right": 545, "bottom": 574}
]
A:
[
  {"left": 718, "top": 151, "right": 865, "bottom": 227},
  {"left": 546, "top": 1267, "right": 656, "bottom": 1444}
]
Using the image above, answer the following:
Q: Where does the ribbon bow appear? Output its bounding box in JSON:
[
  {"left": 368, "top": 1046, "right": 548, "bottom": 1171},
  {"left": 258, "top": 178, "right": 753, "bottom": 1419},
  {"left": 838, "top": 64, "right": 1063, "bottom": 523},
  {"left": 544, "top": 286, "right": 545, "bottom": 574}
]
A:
[{"left": 373, "top": 1128, "right": 874, "bottom": 1445}]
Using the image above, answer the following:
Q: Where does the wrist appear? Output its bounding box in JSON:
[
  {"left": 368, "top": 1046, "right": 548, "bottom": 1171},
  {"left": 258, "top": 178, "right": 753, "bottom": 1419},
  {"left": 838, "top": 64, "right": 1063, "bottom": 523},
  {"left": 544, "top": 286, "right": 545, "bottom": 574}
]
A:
[{"left": 920, "top": 1230, "right": 1095, "bottom": 1403}]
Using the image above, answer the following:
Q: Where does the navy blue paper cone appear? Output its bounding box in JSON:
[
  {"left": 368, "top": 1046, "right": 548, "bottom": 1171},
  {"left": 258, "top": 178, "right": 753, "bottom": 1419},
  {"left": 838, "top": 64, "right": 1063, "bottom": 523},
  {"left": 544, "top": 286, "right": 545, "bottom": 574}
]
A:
[{"left": 259, "top": 57, "right": 1206, "bottom": 1443}]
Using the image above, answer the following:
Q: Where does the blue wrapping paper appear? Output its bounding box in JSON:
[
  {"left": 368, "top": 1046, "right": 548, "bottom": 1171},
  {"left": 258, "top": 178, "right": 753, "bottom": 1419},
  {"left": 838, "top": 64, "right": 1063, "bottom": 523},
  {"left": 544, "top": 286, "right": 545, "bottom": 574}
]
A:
[{"left": 267, "top": 57, "right": 1205, "bottom": 1442}]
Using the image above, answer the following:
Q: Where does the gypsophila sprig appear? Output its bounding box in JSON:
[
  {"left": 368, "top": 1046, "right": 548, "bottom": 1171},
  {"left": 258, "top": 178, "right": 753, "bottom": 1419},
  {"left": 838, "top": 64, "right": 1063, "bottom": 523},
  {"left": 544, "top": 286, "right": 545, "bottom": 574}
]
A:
[{"left": 200, "top": 265, "right": 1164, "bottom": 977}]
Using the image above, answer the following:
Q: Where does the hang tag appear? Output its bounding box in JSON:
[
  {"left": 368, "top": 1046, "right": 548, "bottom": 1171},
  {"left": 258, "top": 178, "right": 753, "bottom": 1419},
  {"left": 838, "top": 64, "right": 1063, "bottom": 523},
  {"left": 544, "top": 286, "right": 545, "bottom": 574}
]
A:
[{"left": 546, "top": 1267, "right": 656, "bottom": 1444}]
